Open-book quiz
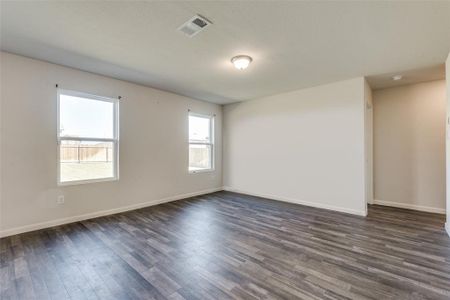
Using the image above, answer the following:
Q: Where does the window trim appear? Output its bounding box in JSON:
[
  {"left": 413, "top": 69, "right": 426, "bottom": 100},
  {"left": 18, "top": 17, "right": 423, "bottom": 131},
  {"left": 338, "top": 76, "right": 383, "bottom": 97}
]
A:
[
  {"left": 57, "top": 89, "right": 119, "bottom": 186},
  {"left": 188, "top": 112, "right": 215, "bottom": 174}
]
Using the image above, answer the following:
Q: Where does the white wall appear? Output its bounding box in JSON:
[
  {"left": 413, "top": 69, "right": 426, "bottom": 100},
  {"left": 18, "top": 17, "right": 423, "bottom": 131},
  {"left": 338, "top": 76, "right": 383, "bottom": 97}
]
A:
[
  {"left": 446, "top": 53, "right": 450, "bottom": 235},
  {"left": 373, "top": 80, "right": 446, "bottom": 213},
  {"left": 364, "top": 80, "right": 374, "bottom": 205},
  {"left": 0, "top": 52, "right": 222, "bottom": 236},
  {"left": 223, "top": 78, "right": 368, "bottom": 216}
]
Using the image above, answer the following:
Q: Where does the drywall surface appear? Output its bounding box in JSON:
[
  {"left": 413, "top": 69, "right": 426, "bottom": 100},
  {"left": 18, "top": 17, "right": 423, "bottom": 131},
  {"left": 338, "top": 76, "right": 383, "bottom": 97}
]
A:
[
  {"left": 223, "top": 78, "right": 367, "bottom": 215},
  {"left": 364, "top": 80, "right": 373, "bottom": 205},
  {"left": 446, "top": 53, "right": 450, "bottom": 232},
  {"left": 0, "top": 52, "right": 222, "bottom": 235},
  {"left": 373, "top": 80, "right": 446, "bottom": 213}
]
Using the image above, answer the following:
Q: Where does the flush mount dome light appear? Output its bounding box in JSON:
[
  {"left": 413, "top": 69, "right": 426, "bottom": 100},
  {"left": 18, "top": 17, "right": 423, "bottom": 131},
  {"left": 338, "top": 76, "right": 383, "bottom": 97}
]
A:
[
  {"left": 231, "top": 55, "right": 252, "bottom": 70},
  {"left": 392, "top": 75, "right": 403, "bottom": 81}
]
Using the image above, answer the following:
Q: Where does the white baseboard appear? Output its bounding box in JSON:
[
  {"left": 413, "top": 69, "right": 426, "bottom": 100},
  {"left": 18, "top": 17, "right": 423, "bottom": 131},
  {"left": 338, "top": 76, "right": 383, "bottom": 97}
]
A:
[
  {"left": 446, "top": 223, "right": 450, "bottom": 238},
  {"left": 223, "top": 186, "right": 367, "bottom": 216},
  {"left": 0, "top": 187, "right": 223, "bottom": 238},
  {"left": 372, "top": 199, "right": 446, "bottom": 214}
]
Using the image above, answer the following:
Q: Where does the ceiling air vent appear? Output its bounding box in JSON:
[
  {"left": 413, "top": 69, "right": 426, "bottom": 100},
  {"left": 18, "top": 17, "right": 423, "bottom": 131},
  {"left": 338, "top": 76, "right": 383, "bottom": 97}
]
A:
[{"left": 177, "top": 15, "right": 211, "bottom": 37}]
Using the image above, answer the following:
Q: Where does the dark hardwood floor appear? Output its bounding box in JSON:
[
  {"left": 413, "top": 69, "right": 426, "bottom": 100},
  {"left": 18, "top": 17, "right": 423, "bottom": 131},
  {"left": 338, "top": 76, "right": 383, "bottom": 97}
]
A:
[{"left": 1, "top": 191, "right": 450, "bottom": 300}]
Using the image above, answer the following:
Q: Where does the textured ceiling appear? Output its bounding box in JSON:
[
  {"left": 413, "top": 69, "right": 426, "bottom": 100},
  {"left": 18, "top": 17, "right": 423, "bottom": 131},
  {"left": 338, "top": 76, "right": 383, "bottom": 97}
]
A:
[
  {"left": 1, "top": 1, "right": 449, "bottom": 104},
  {"left": 367, "top": 64, "right": 445, "bottom": 90}
]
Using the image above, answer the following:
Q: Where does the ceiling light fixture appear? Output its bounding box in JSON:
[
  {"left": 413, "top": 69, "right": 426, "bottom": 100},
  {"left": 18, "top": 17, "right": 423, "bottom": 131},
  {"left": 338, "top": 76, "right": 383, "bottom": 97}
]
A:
[
  {"left": 392, "top": 75, "right": 403, "bottom": 81},
  {"left": 231, "top": 55, "right": 252, "bottom": 70}
]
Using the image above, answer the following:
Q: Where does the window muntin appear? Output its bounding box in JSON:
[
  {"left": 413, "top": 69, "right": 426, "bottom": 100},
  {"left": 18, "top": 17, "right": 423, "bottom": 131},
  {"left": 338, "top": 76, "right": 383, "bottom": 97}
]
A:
[
  {"left": 189, "top": 113, "right": 214, "bottom": 173},
  {"left": 57, "top": 90, "right": 119, "bottom": 185}
]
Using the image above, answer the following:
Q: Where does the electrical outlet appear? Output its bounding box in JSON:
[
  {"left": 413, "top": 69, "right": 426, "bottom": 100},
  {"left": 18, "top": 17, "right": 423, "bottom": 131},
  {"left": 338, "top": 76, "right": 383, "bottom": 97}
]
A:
[{"left": 57, "top": 195, "right": 65, "bottom": 205}]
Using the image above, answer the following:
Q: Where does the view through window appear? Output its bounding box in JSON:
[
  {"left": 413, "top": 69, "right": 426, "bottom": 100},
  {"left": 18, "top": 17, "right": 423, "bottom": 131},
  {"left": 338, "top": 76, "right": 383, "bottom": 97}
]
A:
[
  {"left": 189, "top": 113, "right": 213, "bottom": 172},
  {"left": 58, "top": 90, "right": 119, "bottom": 184}
]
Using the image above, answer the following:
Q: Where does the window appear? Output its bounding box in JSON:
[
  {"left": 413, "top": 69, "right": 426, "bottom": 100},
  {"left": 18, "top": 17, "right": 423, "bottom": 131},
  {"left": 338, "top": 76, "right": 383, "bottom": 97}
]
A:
[
  {"left": 57, "top": 89, "right": 119, "bottom": 185},
  {"left": 189, "top": 113, "right": 214, "bottom": 173}
]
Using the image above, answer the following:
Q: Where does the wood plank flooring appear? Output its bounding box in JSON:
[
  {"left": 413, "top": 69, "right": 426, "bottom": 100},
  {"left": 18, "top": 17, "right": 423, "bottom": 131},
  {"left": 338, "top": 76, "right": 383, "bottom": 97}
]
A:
[{"left": 1, "top": 191, "right": 450, "bottom": 299}]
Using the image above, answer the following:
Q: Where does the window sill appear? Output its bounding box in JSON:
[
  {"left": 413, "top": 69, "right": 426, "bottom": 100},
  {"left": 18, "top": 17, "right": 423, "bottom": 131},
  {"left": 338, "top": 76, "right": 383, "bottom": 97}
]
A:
[
  {"left": 189, "top": 169, "right": 215, "bottom": 174},
  {"left": 58, "top": 177, "right": 118, "bottom": 187}
]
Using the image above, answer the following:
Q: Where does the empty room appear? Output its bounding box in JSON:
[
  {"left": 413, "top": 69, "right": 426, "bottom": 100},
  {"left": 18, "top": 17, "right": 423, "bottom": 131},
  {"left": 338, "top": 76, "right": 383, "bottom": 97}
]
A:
[{"left": 1, "top": 1, "right": 450, "bottom": 299}]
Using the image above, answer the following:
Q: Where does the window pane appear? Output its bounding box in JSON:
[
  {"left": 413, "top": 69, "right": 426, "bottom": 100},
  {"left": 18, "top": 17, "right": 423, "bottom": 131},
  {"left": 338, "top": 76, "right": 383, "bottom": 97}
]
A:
[
  {"left": 189, "top": 144, "right": 212, "bottom": 171},
  {"left": 60, "top": 140, "right": 114, "bottom": 182},
  {"left": 60, "top": 94, "right": 114, "bottom": 138},
  {"left": 189, "top": 115, "right": 210, "bottom": 142}
]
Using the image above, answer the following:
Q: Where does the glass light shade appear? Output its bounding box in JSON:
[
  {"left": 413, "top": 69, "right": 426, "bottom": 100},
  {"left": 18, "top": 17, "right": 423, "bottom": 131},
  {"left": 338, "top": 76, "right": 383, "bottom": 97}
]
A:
[{"left": 231, "top": 55, "right": 252, "bottom": 70}]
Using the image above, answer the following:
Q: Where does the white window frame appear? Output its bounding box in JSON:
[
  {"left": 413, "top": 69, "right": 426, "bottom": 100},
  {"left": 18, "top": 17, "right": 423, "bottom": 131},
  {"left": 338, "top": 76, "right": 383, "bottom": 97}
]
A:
[
  {"left": 57, "top": 89, "right": 119, "bottom": 186},
  {"left": 188, "top": 112, "right": 215, "bottom": 174}
]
